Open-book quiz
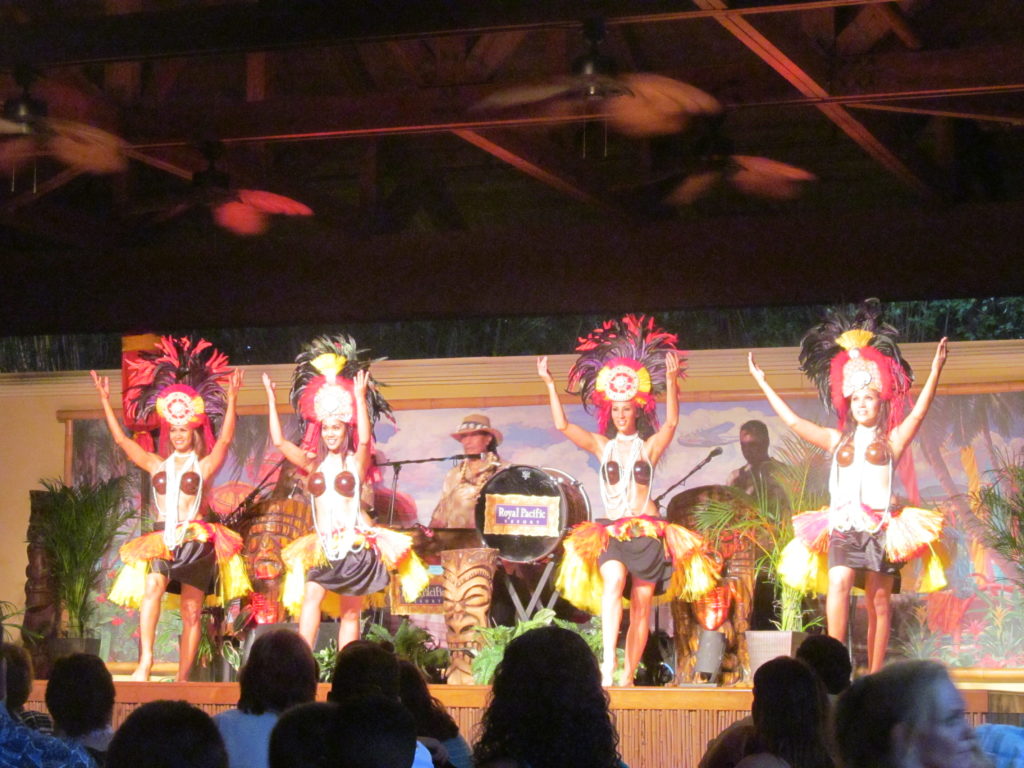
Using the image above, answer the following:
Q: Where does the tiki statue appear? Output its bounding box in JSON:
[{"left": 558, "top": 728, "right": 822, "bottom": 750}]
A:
[{"left": 441, "top": 547, "right": 498, "bottom": 685}]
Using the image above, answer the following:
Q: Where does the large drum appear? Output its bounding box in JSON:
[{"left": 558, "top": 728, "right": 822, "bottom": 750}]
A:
[{"left": 475, "top": 465, "right": 590, "bottom": 563}]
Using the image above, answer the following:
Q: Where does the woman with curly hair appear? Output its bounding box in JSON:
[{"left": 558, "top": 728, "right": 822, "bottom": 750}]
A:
[{"left": 472, "top": 626, "right": 625, "bottom": 768}]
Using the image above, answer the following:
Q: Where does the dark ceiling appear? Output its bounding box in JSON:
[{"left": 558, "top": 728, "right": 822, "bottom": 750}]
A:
[{"left": 2, "top": 0, "right": 1023, "bottom": 335}]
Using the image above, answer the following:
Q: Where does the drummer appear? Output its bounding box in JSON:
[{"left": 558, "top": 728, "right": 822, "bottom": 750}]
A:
[
  {"left": 429, "top": 413, "right": 504, "bottom": 529},
  {"left": 727, "top": 420, "right": 784, "bottom": 498}
]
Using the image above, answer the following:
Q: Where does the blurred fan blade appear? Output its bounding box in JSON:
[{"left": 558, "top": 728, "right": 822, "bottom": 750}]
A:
[
  {"left": 0, "top": 116, "right": 32, "bottom": 135},
  {"left": 607, "top": 74, "right": 721, "bottom": 137},
  {"left": 45, "top": 118, "right": 128, "bottom": 174},
  {"left": 472, "top": 81, "right": 578, "bottom": 110},
  {"left": 213, "top": 200, "right": 269, "bottom": 236},
  {"left": 237, "top": 189, "right": 313, "bottom": 216},
  {"left": 730, "top": 155, "right": 816, "bottom": 199},
  {"left": 664, "top": 170, "right": 722, "bottom": 205}
]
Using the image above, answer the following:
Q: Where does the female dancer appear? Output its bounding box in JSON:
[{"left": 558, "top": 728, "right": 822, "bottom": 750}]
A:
[
  {"left": 97, "top": 337, "right": 250, "bottom": 681},
  {"left": 264, "top": 335, "right": 425, "bottom": 650},
  {"left": 540, "top": 315, "right": 714, "bottom": 686},
  {"left": 751, "top": 300, "right": 947, "bottom": 672}
]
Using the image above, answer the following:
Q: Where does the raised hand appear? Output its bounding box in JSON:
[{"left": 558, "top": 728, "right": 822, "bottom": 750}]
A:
[
  {"left": 227, "top": 369, "right": 245, "bottom": 399},
  {"left": 932, "top": 337, "right": 949, "bottom": 374},
  {"left": 666, "top": 351, "right": 679, "bottom": 377},
  {"left": 353, "top": 368, "right": 370, "bottom": 397},
  {"left": 536, "top": 356, "right": 554, "bottom": 384},
  {"left": 747, "top": 352, "right": 767, "bottom": 385},
  {"left": 90, "top": 370, "right": 110, "bottom": 400},
  {"left": 261, "top": 372, "right": 276, "bottom": 395}
]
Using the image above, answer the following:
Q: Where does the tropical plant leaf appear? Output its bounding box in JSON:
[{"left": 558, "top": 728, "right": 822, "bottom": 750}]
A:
[{"left": 36, "top": 477, "right": 136, "bottom": 637}]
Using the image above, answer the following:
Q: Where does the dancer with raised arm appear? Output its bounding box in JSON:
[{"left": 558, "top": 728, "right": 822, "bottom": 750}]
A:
[
  {"left": 541, "top": 315, "right": 716, "bottom": 686},
  {"left": 750, "top": 299, "right": 948, "bottom": 672},
  {"left": 264, "top": 336, "right": 426, "bottom": 651},
  {"left": 97, "top": 337, "right": 251, "bottom": 681}
]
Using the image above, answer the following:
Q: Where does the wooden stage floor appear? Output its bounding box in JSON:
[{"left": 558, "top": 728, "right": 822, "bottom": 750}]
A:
[{"left": 27, "top": 681, "right": 1024, "bottom": 768}]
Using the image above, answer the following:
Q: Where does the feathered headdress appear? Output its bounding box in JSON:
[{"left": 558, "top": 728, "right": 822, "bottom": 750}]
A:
[
  {"left": 125, "top": 336, "right": 232, "bottom": 456},
  {"left": 568, "top": 314, "right": 685, "bottom": 435},
  {"left": 289, "top": 334, "right": 392, "bottom": 453},
  {"left": 798, "top": 298, "right": 913, "bottom": 432}
]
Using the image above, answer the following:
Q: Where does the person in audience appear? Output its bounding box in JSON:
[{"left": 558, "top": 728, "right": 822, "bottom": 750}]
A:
[
  {"left": 397, "top": 660, "right": 470, "bottom": 768},
  {"left": 0, "top": 656, "right": 92, "bottom": 768},
  {"left": 214, "top": 629, "right": 318, "bottom": 768},
  {"left": 327, "top": 642, "right": 435, "bottom": 768},
  {"left": 106, "top": 700, "right": 228, "bottom": 768},
  {"left": 835, "top": 660, "right": 984, "bottom": 768},
  {"left": 795, "top": 634, "right": 852, "bottom": 699},
  {"left": 1, "top": 643, "right": 53, "bottom": 733},
  {"left": 268, "top": 703, "right": 340, "bottom": 768},
  {"left": 45, "top": 653, "right": 116, "bottom": 765},
  {"left": 333, "top": 694, "right": 419, "bottom": 768},
  {"left": 472, "top": 625, "right": 624, "bottom": 768},
  {"left": 699, "top": 656, "right": 833, "bottom": 768}
]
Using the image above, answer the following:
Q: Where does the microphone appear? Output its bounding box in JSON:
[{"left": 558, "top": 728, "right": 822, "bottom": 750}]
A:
[
  {"left": 452, "top": 453, "right": 486, "bottom": 461},
  {"left": 652, "top": 446, "right": 723, "bottom": 506},
  {"left": 709, "top": 446, "right": 723, "bottom": 458}
]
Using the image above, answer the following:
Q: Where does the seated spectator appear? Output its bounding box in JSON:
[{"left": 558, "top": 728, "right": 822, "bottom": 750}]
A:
[
  {"left": 472, "top": 626, "right": 624, "bottom": 768},
  {"left": 1, "top": 642, "right": 53, "bottom": 733},
  {"left": 397, "top": 661, "right": 470, "bottom": 768},
  {"left": 974, "top": 723, "right": 1024, "bottom": 768},
  {"left": 700, "top": 656, "right": 833, "bottom": 768},
  {"left": 46, "top": 653, "right": 116, "bottom": 765},
  {"left": 327, "top": 642, "right": 434, "bottom": 768},
  {"left": 0, "top": 656, "right": 92, "bottom": 768},
  {"left": 106, "top": 700, "right": 227, "bottom": 768},
  {"left": 268, "top": 703, "right": 340, "bottom": 768},
  {"left": 795, "top": 635, "right": 851, "bottom": 699},
  {"left": 214, "top": 629, "right": 318, "bottom": 768},
  {"left": 835, "top": 660, "right": 983, "bottom": 768},
  {"left": 333, "top": 695, "right": 418, "bottom": 768}
]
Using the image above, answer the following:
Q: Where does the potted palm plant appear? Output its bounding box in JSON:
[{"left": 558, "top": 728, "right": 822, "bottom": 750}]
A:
[
  {"left": 972, "top": 450, "right": 1024, "bottom": 585},
  {"left": 694, "top": 437, "right": 829, "bottom": 674},
  {"left": 34, "top": 477, "right": 135, "bottom": 658}
]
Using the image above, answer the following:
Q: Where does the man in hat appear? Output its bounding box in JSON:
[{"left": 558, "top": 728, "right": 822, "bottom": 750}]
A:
[{"left": 429, "top": 414, "right": 503, "bottom": 529}]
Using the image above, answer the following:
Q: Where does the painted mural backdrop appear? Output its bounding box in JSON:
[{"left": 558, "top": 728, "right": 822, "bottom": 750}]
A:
[{"left": 72, "top": 390, "right": 1024, "bottom": 670}]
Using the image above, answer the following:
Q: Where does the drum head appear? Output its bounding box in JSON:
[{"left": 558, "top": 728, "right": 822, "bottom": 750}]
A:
[{"left": 475, "top": 465, "right": 589, "bottom": 563}]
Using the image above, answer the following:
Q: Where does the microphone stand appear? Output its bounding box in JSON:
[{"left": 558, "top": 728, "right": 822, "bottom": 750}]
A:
[
  {"left": 652, "top": 450, "right": 722, "bottom": 508},
  {"left": 374, "top": 454, "right": 484, "bottom": 527}
]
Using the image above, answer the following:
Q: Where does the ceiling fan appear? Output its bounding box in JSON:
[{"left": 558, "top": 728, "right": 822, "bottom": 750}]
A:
[
  {"left": 135, "top": 140, "right": 314, "bottom": 237},
  {"left": 472, "top": 18, "right": 723, "bottom": 140},
  {"left": 629, "top": 117, "right": 817, "bottom": 208},
  {"left": 0, "top": 65, "right": 128, "bottom": 179}
]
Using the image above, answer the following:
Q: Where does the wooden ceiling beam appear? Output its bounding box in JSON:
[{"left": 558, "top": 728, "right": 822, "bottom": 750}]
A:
[
  {"left": 452, "top": 128, "right": 627, "bottom": 217},
  {"left": 0, "top": 0, "right": 899, "bottom": 68},
  {"left": 693, "top": 0, "right": 937, "bottom": 196}
]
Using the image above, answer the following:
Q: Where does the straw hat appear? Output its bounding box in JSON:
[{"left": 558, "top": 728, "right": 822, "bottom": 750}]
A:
[{"left": 450, "top": 413, "right": 503, "bottom": 446}]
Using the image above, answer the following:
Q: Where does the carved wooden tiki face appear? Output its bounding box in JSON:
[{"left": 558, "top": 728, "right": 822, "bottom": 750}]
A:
[{"left": 441, "top": 547, "right": 499, "bottom": 684}]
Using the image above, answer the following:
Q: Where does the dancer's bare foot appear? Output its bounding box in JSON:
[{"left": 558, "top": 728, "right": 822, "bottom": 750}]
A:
[
  {"left": 619, "top": 670, "right": 635, "bottom": 687},
  {"left": 601, "top": 661, "right": 614, "bottom": 687},
  {"left": 130, "top": 656, "right": 153, "bottom": 681}
]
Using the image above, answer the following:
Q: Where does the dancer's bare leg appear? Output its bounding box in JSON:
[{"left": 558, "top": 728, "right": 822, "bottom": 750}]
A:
[
  {"left": 864, "top": 571, "right": 894, "bottom": 673},
  {"left": 131, "top": 572, "right": 168, "bottom": 681},
  {"left": 336, "top": 595, "right": 364, "bottom": 650},
  {"left": 826, "top": 565, "right": 855, "bottom": 643},
  {"left": 599, "top": 560, "right": 627, "bottom": 686},
  {"left": 299, "top": 581, "right": 328, "bottom": 648},
  {"left": 177, "top": 584, "right": 204, "bottom": 682},
  {"left": 622, "top": 580, "right": 655, "bottom": 687}
]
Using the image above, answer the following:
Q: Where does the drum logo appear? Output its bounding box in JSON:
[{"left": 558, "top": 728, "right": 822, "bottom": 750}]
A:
[{"left": 482, "top": 493, "right": 561, "bottom": 538}]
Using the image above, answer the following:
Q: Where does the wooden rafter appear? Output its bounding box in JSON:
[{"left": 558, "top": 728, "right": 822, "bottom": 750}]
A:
[{"left": 692, "top": 0, "right": 937, "bottom": 196}]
